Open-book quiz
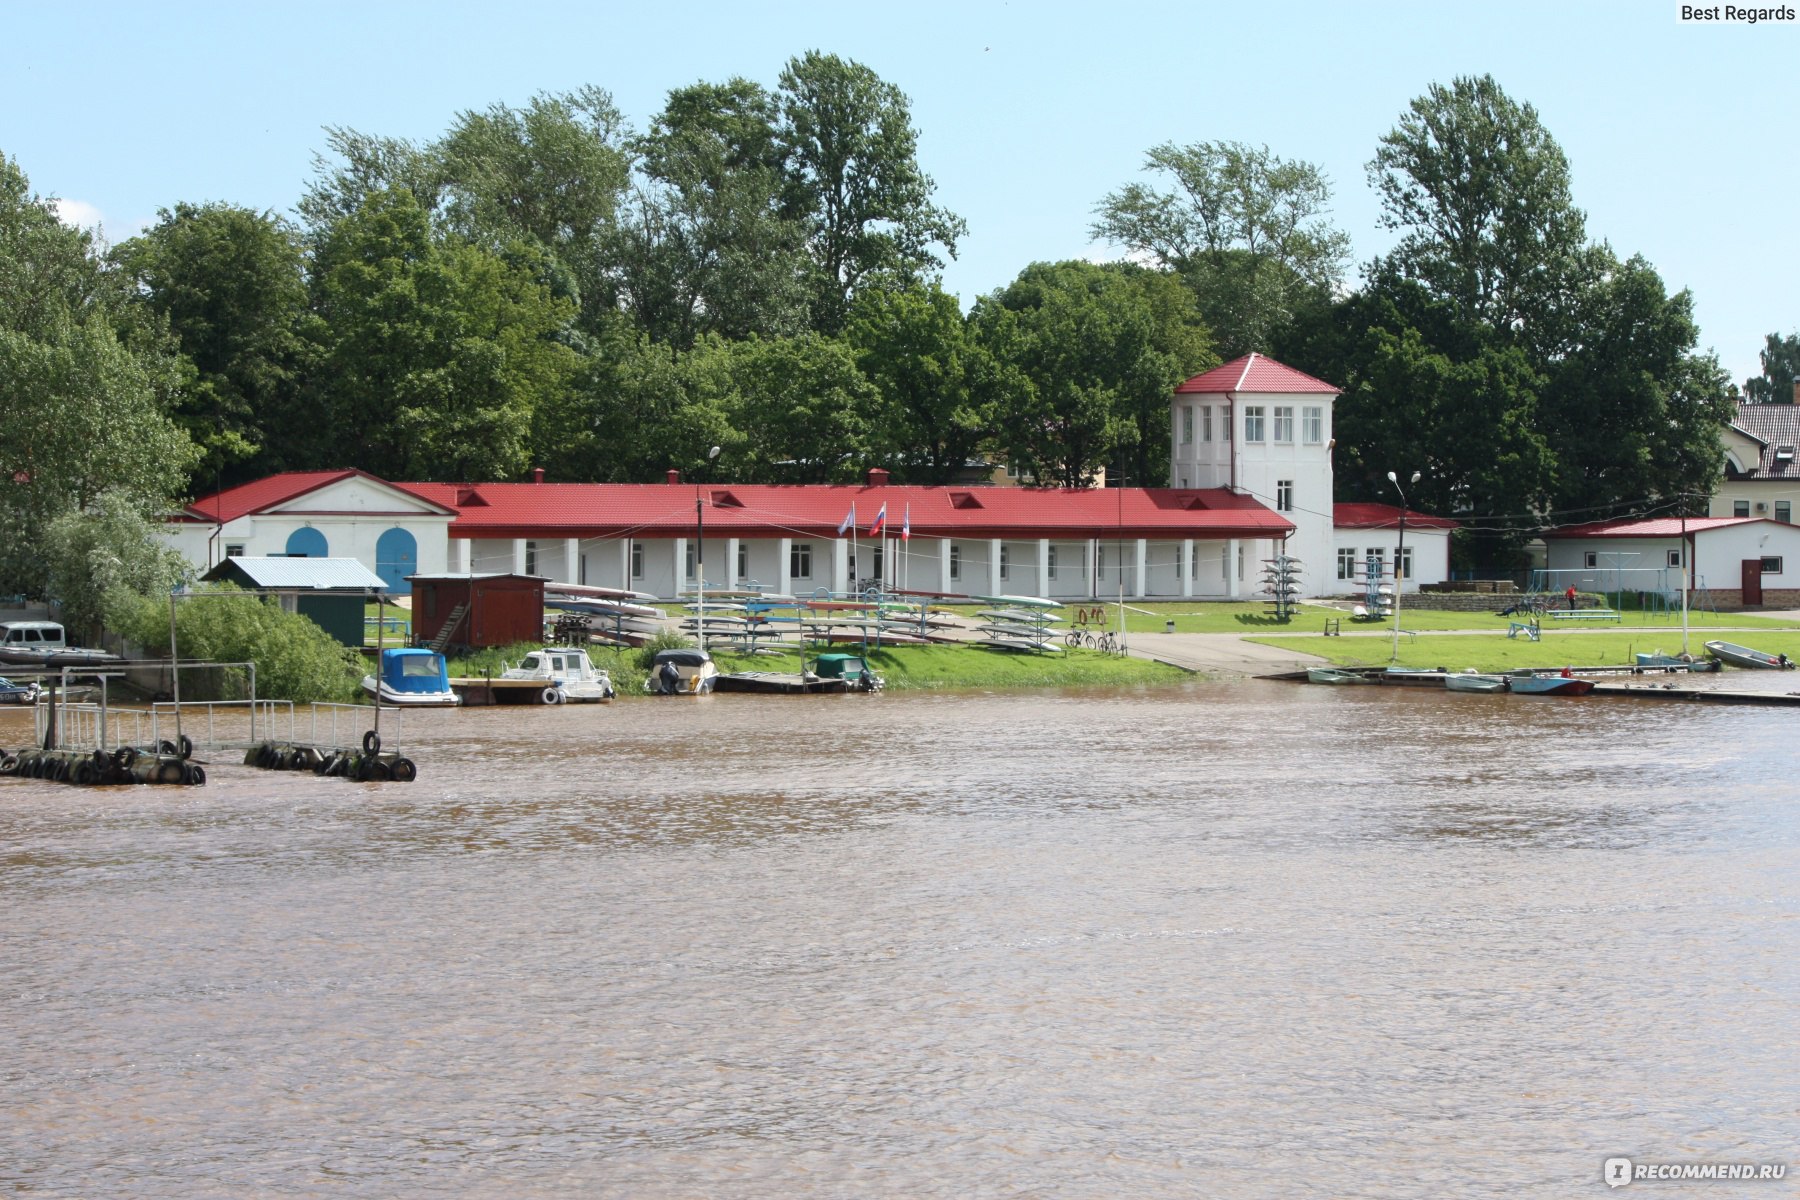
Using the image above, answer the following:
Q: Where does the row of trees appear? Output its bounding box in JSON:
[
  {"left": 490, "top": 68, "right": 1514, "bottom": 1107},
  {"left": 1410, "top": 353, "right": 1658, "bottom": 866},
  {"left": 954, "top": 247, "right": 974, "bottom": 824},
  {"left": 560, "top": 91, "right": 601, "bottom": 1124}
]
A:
[{"left": 3, "top": 62, "right": 1776, "bottom": 638}]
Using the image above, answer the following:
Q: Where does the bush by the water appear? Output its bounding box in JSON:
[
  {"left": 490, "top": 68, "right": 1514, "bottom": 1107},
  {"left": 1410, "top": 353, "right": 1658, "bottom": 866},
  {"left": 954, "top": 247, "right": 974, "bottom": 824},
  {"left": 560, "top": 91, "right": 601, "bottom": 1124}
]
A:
[{"left": 116, "top": 585, "right": 363, "bottom": 702}]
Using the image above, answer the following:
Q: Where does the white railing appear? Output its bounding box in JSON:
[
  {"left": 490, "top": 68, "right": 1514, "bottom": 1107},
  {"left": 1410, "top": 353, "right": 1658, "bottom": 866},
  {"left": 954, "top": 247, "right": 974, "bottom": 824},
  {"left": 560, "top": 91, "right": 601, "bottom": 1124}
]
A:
[{"left": 35, "top": 699, "right": 399, "bottom": 753}]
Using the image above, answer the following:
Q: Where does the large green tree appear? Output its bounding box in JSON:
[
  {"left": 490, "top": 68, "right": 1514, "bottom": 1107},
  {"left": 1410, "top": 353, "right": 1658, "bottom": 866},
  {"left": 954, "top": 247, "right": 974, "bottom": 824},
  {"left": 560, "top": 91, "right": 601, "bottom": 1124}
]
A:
[
  {"left": 0, "top": 153, "right": 197, "bottom": 605},
  {"left": 110, "top": 203, "right": 311, "bottom": 484},
  {"left": 1093, "top": 140, "right": 1349, "bottom": 358},
  {"left": 726, "top": 333, "right": 877, "bottom": 482},
  {"left": 1366, "top": 74, "right": 1586, "bottom": 343},
  {"left": 846, "top": 283, "right": 997, "bottom": 483},
  {"left": 775, "top": 51, "right": 966, "bottom": 333},
  {"left": 1744, "top": 332, "right": 1800, "bottom": 404},
  {"left": 973, "top": 261, "right": 1214, "bottom": 488},
  {"left": 308, "top": 188, "right": 579, "bottom": 480}
]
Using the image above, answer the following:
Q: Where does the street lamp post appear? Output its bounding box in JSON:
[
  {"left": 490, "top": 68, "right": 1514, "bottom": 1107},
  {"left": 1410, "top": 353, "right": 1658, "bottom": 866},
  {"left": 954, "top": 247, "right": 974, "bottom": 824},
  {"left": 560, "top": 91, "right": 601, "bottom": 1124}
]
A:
[
  {"left": 1387, "top": 470, "right": 1421, "bottom": 663},
  {"left": 696, "top": 446, "right": 721, "bottom": 652}
]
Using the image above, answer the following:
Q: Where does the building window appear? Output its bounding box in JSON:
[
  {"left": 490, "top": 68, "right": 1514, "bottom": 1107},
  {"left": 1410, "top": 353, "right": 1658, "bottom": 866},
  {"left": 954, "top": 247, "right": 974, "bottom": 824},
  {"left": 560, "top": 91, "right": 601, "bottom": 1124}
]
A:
[
  {"left": 1201, "top": 405, "right": 1212, "bottom": 442},
  {"left": 1584, "top": 551, "right": 1598, "bottom": 569},
  {"left": 1667, "top": 549, "right": 1682, "bottom": 568},
  {"left": 225, "top": 544, "right": 245, "bottom": 558},
  {"left": 630, "top": 541, "right": 643, "bottom": 580},
  {"left": 949, "top": 545, "right": 961, "bottom": 581},
  {"left": 524, "top": 540, "right": 538, "bottom": 576},
  {"left": 1393, "top": 546, "right": 1413, "bottom": 581},
  {"left": 1237, "top": 544, "right": 1245, "bottom": 580},
  {"left": 1180, "top": 406, "right": 1193, "bottom": 445},
  {"left": 738, "top": 542, "right": 748, "bottom": 580},
  {"left": 1337, "top": 547, "right": 1357, "bottom": 580},
  {"left": 685, "top": 541, "right": 696, "bottom": 581},
  {"left": 1276, "top": 480, "right": 1294, "bottom": 512},
  {"left": 1273, "top": 406, "right": 1293, "bottom": 442},
  {"left": 1304, "top": 406, "right": 1324, "bottom": 444},
  {"left": 999, "top": 545, "right": 1010, "bottom": 581},
  {"left": 1005, "top": 461, "right": 1019, "bottom": 479},
  {"left": 1243, "top": 405, "right": 1265, "bottom": 442},
  {"left": 1047, "top": 546, "right": 1058, "bottom": 580},
  {"left": 791, "top": 542, "right": 812, "bottom": 579},
  {"left": 1762, "top": 556, "right": 1783, "bottom": 574},
  {"left": 1734, "top": 500, "right": 1750, "bottom": 517},
  {"left": 1366, "top": 548, "right": 1386, "bottom": 578},
  {"left": 1778, "top": 501, "right": 1792, "bottom": 524}
]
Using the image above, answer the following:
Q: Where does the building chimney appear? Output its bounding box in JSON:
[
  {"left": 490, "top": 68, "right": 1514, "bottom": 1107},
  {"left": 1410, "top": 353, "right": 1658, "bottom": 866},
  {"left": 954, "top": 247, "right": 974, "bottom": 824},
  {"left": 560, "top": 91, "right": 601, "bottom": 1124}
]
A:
[
  {"left": 666, "top": 469, "right": 681, "bottom": 485},
  {"left": 532, "top": 467, "right": 545, "bottom": 484},
  {"left": 866, "top": 467, "right": 890, "bottom": 486}
]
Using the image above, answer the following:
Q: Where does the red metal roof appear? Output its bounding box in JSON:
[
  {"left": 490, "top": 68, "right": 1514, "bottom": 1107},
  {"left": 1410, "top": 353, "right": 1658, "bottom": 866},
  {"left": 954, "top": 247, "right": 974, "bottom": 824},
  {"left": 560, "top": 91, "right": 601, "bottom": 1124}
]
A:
[
  {"left": 395, "top": 480, "right": 1296, "bottom": 542},
  {"left": 1175, "top": 353, "right": 1339, "bottom": 396},
  {"left": 181, "top": 470, "right": 459, "bottom": 523},
  {"left": 1550, "top": 516, "right": 1764, "bottom": 539},
  {"left": 1333, "top": 502, "right": 1459, "bottom": 531}
]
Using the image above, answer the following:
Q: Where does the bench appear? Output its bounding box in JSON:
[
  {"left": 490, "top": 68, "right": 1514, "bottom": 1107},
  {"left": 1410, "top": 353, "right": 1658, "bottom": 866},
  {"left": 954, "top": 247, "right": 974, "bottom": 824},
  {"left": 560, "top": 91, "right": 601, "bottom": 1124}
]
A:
[
  {"left": 1547, "top": 608, "right": 1621, "bottom": 623},
  {"left": 1507, "top": 621, "right": 1541, "bottom": 641}
]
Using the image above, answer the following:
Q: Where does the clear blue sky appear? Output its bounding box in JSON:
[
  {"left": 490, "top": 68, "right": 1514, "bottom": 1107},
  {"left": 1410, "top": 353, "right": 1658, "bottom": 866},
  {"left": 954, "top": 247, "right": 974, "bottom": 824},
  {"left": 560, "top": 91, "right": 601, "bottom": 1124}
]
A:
[{"left": 5, "top": 0, "right": 1793, "bottom": 385}]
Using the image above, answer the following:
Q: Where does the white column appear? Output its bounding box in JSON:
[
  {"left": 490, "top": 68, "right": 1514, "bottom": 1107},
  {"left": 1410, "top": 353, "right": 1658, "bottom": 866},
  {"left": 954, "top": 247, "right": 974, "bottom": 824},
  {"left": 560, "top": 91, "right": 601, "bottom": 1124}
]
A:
[
  {"left": 1037, "top": 538, "right": 1050, "bottom": 599},
  {"left": 1227, "top": 538, "right": 1240, "bottom": 600},
  {"left": 619, "top": 538, "right": 632, "bottom": 590},
  {"left": 778, "top": 537, "right": 792, "bottom": 596},
  {"left": 726, "top": 537, "right": 740, "bottom": 590},
  {"left": 989, "top": 538, "right": 1003, "bottom": 595},
  {"left": 455, "top": 538, "right": 472, "bottom": 574},
  {"left": 1181, "top": 538, "right": 1194, "bottom": 599},
  {"left": 672, "top": 537, "right": 688, "bottom": 596},
  {"left": 940, "top": 539, "right": 953, "bottom": 594},
  {"left": 1135, "top": 538, "right": 1148, "bottom": 600},
  {"left": 563, "top": 537, "right": 579, "bottom": 584},
  {"left": 833, "top": 538, "right": 849, "bottom": 595},
  {"left": 512, "top": 538, "right": 527, "bottom": 575}
]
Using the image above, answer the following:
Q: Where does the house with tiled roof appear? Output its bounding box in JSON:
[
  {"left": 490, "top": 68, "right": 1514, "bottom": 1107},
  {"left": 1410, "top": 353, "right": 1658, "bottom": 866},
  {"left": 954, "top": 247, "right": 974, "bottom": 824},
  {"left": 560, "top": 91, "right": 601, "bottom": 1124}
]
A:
[
  {"left": 1714, "top": 400, "right": 1800, "bottom": 525},
  {"left": 1542, "top": 515, "right": 1800, "bottom": 608}
]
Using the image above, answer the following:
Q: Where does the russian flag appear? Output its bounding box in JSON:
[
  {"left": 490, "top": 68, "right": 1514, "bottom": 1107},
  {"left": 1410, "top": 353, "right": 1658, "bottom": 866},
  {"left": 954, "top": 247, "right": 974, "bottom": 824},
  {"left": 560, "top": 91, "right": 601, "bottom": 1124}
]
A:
[
  {"left": 868, "top": 503, "right": 887, "bottom": 535},
  {"left": 836, "top": 503, "right": 855, "bottom": 535},
  {"left": 901, "top": 503, "right": 910, "bottom": 541}
]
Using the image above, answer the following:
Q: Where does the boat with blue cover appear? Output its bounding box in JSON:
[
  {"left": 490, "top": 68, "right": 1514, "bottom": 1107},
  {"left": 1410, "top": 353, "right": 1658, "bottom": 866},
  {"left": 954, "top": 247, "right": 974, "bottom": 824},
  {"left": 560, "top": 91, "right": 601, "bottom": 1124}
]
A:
[{"left": 362, "top": 648, "right": 460, "bottom": 707}]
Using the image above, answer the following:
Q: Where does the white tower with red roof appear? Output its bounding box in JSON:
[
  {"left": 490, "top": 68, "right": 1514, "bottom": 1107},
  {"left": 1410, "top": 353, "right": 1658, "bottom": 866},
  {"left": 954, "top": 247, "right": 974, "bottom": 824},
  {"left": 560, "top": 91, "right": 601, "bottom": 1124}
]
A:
[{"left": 1170, "top": 354, "right": 1338, "bottom": 596}]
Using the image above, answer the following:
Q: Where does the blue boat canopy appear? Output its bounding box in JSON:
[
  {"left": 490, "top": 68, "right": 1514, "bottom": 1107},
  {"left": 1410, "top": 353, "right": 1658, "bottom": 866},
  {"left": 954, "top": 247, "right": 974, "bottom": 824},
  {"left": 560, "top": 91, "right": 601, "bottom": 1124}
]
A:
[{"left": 379, "top": 648, "right": 450, "bottom": 694}]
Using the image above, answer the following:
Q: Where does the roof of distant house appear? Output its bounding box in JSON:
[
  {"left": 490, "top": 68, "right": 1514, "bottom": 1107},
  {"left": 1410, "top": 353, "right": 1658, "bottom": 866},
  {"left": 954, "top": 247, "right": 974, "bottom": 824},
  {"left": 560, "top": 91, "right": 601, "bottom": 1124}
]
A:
[
  {"left": 1727, "top": 402, "right": 1800, "bottom": 479},
  {"left": 1175, "top": 353, "right": 1339, "bottom": 396},
  {"left": 1333, "top": 502, "right": 1459, "bottom": 531},
  {"left": 1549, "top": 516, "right": 1766, "bottom": 539}
]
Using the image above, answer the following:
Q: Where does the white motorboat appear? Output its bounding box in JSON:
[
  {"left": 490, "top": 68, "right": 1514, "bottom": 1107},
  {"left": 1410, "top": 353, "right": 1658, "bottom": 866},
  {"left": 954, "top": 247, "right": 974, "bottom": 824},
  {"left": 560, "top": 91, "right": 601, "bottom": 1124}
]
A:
[
  {"left": 361, "top": 648, "right": 461, "bottom": 707},
  {"left": 499, "top": 647, "right": 617, "bottom": 703}
]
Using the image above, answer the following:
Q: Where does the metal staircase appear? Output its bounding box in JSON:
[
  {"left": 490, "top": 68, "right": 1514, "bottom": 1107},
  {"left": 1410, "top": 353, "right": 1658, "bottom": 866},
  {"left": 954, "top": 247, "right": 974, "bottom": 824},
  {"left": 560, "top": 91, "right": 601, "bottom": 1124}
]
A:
[{"left": 429, "top": 603, "right": 468, "bottom": 653}]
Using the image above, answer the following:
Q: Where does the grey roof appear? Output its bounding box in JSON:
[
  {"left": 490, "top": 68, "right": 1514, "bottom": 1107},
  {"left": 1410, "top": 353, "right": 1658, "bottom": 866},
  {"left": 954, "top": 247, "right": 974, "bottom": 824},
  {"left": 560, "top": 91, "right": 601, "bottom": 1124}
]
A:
[
  {"left": 201, "top": 556, "right": 388, "bottom": 591},
  {"left": 1729, "top": 402, "right": 1800, "bottom": 480}
]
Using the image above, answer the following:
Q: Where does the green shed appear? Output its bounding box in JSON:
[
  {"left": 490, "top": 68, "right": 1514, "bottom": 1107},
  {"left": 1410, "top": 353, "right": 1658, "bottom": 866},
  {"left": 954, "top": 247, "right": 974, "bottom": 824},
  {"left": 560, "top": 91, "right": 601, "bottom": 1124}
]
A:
[{"left": 200, "top": 556, "right": 387, "bottom": 648}]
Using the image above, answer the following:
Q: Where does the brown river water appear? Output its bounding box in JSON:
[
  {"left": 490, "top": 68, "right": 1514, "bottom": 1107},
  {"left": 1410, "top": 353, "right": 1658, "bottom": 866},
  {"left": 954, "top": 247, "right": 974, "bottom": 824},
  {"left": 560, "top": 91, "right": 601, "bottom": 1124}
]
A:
[{"left": 2, "top": 680, "right": 1796, "bottom": 1198}]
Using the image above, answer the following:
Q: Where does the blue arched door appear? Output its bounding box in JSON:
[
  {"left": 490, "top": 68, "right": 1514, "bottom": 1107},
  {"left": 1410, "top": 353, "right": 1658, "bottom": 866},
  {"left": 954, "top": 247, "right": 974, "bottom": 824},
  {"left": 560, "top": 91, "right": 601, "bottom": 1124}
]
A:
[
  {"left": 285, "top": 527, "right": 329, "bottom": 557},
  {"left": 376, "top": 527, "right": 418, "bottom": 594}
]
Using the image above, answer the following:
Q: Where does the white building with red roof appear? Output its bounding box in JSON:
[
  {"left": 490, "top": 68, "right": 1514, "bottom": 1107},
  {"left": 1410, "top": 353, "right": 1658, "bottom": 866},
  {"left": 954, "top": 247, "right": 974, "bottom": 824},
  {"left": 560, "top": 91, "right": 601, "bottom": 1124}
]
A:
[
  {"left": 1331, "top": 503, "right": 1459, "bottom": 595},
  {"left": 1542, "top": 515, "right": 1800, "bottom": 608},
  {"left": 172, "top": 465, "right": 1296, "bottom": 602}
]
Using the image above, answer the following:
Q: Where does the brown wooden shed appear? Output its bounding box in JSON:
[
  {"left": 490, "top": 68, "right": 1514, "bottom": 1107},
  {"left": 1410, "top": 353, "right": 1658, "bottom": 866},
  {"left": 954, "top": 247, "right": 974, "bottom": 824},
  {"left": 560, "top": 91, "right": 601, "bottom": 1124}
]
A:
[{"left": 408, "top": 573, "right": 546, "bottom": 650}]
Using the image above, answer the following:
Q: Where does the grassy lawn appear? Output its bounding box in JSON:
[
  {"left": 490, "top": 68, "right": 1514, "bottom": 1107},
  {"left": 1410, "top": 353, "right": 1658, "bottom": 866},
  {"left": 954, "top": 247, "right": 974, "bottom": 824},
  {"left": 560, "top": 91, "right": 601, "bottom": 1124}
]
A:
[
  {"left": 1249, "top": 629, "right": 1800, "bottom": 673},
  {"left": 966, "top": 599, "right": 1800, "bottom": 636},
  {"left": 362, "top": 600, "right": 411, "bottom": 646}
]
